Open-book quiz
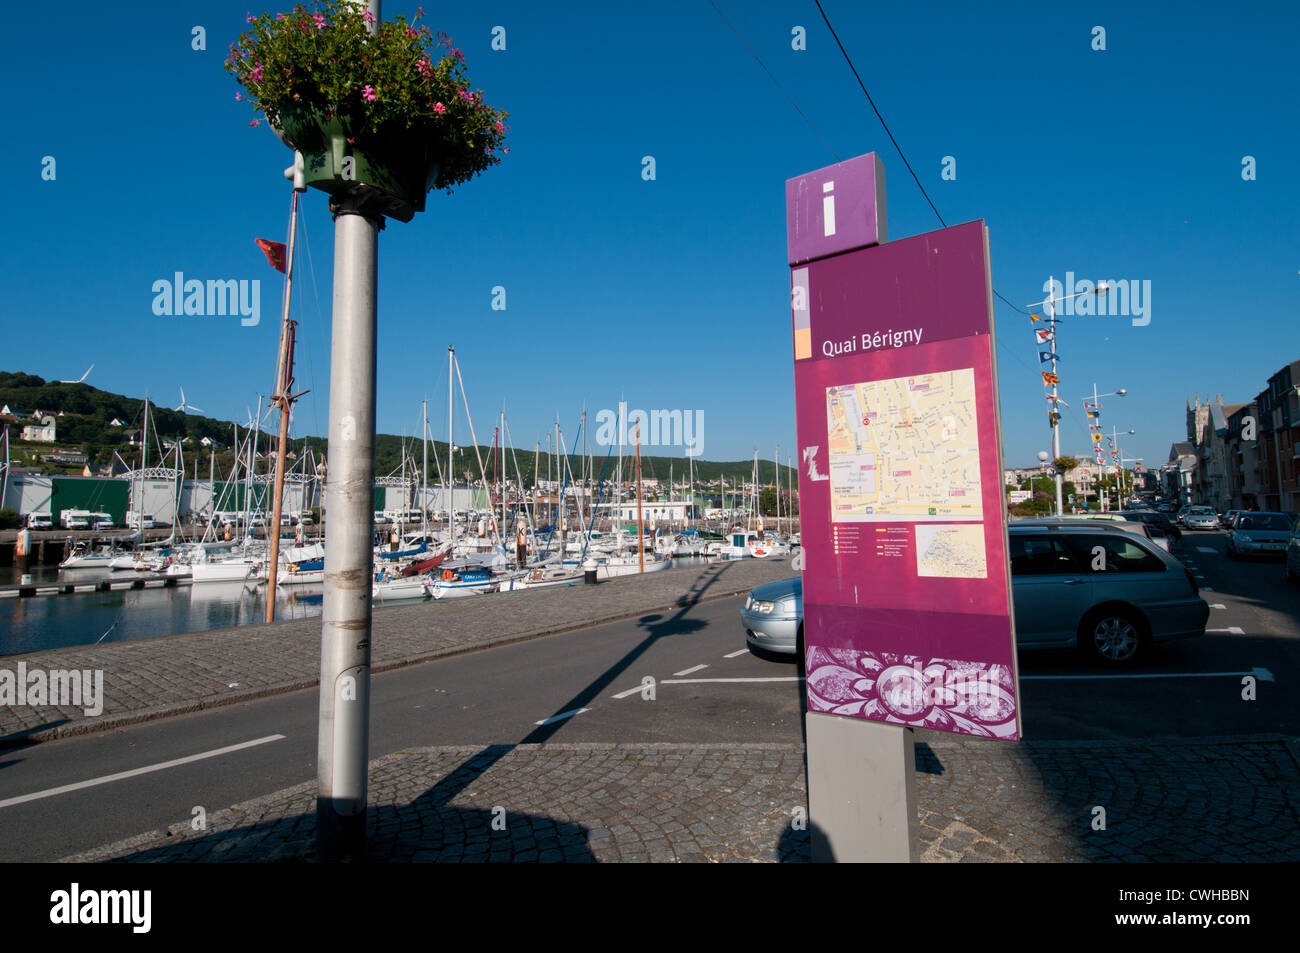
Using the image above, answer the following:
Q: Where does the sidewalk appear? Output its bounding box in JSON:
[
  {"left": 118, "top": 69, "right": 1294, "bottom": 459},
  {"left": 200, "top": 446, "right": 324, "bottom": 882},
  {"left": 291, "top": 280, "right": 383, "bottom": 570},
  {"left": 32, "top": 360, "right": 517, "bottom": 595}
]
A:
[
  {"left": 63, "top": 734, "right": 1300, "bottom": 862},
  {"left": 1, "top": 557, "right": 794, "bottom": 744}
]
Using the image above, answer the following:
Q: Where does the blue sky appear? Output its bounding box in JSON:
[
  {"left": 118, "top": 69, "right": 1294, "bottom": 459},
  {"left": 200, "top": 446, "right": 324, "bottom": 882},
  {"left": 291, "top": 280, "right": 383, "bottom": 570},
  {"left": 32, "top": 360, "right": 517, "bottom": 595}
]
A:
[{"left": 3, "top": 0, "right": 1297, "bottom": 472}]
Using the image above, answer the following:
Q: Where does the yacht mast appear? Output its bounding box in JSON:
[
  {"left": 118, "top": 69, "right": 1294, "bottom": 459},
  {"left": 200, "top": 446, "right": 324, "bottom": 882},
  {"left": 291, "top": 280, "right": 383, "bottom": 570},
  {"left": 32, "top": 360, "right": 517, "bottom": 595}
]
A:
[
  {"left": 446, "top": 345, "right": 454, "bottom": 549},
  {"left": 636, "top": 418, "right": 644, "bottom": 573}
]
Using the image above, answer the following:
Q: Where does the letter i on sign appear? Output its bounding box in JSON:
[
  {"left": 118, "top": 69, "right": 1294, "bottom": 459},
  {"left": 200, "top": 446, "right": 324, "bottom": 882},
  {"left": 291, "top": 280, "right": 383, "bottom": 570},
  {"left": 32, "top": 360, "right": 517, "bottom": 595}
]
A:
[{"left": 822, "top": 181, "right": 836, "bottom": 237}]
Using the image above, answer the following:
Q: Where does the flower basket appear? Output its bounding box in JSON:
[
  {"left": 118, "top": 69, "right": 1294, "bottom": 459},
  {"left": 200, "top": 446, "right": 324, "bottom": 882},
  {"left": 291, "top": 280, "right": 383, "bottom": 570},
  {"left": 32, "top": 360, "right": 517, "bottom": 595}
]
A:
[
  {"left": 227, "top": 1, "right": 507, "bottom": 223},
  {"left": 277, "top": 105, "right": 440, "bottom": 222}
]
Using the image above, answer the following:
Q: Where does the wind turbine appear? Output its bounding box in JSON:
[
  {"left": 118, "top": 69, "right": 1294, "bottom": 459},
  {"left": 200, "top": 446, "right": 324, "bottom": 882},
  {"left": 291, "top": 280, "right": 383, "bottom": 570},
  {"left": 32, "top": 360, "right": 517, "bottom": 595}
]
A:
[
  {"left": 58, "top": 364, "right": 94, "bottom": 384},
  {"left": 175, "top": 386, "right": 204, "bottom": 415}
]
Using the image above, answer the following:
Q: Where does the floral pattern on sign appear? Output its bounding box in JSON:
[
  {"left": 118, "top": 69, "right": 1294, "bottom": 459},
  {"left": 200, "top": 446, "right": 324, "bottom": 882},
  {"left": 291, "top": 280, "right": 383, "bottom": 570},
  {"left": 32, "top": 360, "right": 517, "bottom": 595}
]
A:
[{"left": 806, "top": 646, "right": 1017, "bottom": 739}]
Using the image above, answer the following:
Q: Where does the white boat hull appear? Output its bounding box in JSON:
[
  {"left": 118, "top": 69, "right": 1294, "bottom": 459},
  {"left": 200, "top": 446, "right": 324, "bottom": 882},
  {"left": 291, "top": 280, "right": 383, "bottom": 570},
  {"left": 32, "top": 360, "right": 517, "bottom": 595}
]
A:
[{"left": 191, "top": 562, "right": 263, "bottom": 584}]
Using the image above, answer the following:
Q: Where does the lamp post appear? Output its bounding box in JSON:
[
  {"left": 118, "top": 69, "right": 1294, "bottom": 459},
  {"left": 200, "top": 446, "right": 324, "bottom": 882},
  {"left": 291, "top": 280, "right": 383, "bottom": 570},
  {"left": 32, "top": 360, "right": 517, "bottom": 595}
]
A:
[
  {"left": 1027, "top": 280, "right": 1110, "bottom": 515},
  {"left": 1082, "top": 384, "right": 1128, "bottom": 508},
  {"left": 1121, "top": 456, "right": 1143, "bottom": 507}
]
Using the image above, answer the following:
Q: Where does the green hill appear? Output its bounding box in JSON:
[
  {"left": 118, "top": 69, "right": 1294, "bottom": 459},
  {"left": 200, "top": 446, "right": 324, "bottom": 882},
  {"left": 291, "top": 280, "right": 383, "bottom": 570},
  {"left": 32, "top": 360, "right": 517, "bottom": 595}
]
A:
[{"left": 0, "top": 371, "right": 796, "bottom": 490}]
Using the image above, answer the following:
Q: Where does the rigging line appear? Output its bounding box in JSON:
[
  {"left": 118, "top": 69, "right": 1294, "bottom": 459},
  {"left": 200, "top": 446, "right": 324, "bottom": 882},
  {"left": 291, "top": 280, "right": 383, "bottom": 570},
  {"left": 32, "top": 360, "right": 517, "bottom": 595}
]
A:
[
  {"left": 296, "top": 196, "right": 326, "bottom": 448},
  {"left": 812, "top": 0, "right": 943, "bottom": 228},
  {"left": 706, "top": 0, "right": 840, "bottom": 160},
  {"left": 814, "top": 2, "right": 1051, "bottom": 329}
]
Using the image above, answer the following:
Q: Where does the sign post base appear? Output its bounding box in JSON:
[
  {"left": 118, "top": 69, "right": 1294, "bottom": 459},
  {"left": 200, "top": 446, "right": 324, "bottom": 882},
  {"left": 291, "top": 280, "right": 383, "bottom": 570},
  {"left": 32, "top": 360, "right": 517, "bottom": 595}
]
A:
[{"left": 806, "top": 713, "right": 918, "bottom": 862}]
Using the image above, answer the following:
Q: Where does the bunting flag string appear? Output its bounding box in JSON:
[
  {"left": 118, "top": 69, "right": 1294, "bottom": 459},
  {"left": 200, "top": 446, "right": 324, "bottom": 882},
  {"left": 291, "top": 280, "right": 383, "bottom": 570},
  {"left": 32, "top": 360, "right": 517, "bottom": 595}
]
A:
[
  {"left": 1042, "top": 371, "right": 1059, "bottom": 386},
  {"left": 1035, "top": 329, "right": 1054, "bottom": 343},
  {"left": 1046, "top": 395, "right": 1070, "bottom": 408}
]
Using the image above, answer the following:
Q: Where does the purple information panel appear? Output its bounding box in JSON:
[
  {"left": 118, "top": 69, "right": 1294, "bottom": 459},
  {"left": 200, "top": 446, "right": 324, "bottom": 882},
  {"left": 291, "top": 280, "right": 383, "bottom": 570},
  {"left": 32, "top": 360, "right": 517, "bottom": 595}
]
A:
[{"left": 787, "top": 182, "right": 1020, "bottom": 740}]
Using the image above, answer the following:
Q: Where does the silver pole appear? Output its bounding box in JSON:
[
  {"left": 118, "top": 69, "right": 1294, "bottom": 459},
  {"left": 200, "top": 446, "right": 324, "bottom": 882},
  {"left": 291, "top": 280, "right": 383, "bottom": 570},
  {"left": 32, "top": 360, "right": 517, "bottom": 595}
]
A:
[
  {"left": 317, "top": 194, "right": 382, "bottom": 860},
  {"left": 1050, "top": 277, "right": 1063, "bottom": 516},
  {"left": 447, "top": 346, "right": 454, "bottom": 534}
]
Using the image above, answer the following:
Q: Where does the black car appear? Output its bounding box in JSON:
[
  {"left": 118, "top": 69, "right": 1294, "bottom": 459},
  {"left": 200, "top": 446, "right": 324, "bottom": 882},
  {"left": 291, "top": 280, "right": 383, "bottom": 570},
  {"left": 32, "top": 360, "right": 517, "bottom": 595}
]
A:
[{"left": 1119, "top": 510, "right": 1181, "bottom": 543}]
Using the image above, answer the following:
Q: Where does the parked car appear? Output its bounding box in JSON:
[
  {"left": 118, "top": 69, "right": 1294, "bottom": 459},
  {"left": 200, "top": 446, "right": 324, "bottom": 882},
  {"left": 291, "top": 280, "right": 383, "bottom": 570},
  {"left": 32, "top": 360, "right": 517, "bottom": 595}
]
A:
[
  {"left": 1284, "top": 519, "right": 1300, "bottom": 583},
  {"left": 1227, "top": 511, "right": 1295, "bottom": 560},
  {"left": 1182, "top": 506, "right": 1220, "bottom": 531},
  {"left": 742, "top": 522, "right": 1208, "bottom": 666},
  {"left": 1118, "top": 509, "right": 1181, "bottom": 543}
]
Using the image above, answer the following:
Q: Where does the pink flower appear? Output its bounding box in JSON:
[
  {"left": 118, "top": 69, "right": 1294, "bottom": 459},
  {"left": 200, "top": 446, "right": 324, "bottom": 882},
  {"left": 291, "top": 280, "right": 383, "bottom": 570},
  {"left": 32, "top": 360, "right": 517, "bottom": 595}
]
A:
[
  {"left": 433, "top": 101, "right": 445, "bottom": 114},
  {"left": 494, "top": 120, "right": 503, "bottom": 133},
  {"left": 235, "top": 92, "right": 243, "bottom": 101},
  {"left": 416, "top": 5, "right": 424, "bottom": 16},
  {"left": 407, "top": 27, "right": 417, "bottom": 38},
  {"left": 362, "top": 84, "right": 377, "bottom": 101},
  {"left": 250, "top": 63, "right": 264, "bottom": 83},
  {"left": 313, "top": 13, "right": 325, "bottom": 29},
  {"left": 459, "top": 88, "right": 472, "bottom": 101},
  {"left": 246, "top": 13, "right": 253, "bottom": 23},
  {"left": 363, "top": 10, "right": 375, "bottom": 23},
  {"left": 417, "top": 58, "right": 432, "bottom": 77},
  {"left": 249, "top": 119, "right": 261, "bottom": 127},
  {"left": 276, "top": 11, "right": 285, "bottom": 19}
]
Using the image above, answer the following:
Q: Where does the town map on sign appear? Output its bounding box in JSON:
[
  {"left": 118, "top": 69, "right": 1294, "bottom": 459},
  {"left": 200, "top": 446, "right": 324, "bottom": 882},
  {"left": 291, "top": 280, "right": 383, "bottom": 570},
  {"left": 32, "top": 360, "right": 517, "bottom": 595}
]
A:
[{"left": 825, "top": 369, "right": 983, "bottom": 522}]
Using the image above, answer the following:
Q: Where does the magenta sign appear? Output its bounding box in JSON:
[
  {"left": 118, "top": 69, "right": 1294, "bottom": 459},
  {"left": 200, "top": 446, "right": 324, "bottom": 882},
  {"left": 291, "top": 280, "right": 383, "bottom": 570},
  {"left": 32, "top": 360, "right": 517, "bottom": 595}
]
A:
[{"left": 788, "top": 156, "right": 1020, "bottom": 740}]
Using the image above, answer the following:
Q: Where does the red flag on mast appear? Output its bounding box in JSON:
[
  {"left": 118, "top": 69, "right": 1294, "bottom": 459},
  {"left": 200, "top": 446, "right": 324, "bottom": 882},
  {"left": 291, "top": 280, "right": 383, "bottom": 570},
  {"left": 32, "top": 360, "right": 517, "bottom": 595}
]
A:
[{"left": 255, "top": 238, "right": 288, "bottom": 274}]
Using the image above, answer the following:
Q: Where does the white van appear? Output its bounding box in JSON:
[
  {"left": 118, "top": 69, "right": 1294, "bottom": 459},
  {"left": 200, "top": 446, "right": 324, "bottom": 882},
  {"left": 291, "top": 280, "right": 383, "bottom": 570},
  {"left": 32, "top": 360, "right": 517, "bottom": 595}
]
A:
[
  {"left": 61, "top": 509, "right": 91, "bottom": 530},
  {"left": 26, "top": 512, "right": 53, "bottom": 530}
]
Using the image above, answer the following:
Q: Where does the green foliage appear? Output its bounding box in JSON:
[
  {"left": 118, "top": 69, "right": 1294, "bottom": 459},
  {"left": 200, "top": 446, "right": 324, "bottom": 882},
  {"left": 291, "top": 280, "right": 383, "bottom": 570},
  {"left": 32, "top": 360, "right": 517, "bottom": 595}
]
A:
[
  {"left": 0, "top": 508, "right": 19, "bottom": 530},
  {"left": 225, "top": 0, "right": 508, "bottom": 193}
]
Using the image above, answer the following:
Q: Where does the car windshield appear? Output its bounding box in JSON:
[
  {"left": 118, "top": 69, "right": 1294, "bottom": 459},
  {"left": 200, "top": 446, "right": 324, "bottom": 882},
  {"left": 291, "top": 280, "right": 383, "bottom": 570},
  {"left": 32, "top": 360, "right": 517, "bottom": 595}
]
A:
[
  {"left": 1238, "top": 514, "right": 1292, "bottom": 531},
  {"left": 1189, "top": 508, "right": 1214, "bottom": 515}
]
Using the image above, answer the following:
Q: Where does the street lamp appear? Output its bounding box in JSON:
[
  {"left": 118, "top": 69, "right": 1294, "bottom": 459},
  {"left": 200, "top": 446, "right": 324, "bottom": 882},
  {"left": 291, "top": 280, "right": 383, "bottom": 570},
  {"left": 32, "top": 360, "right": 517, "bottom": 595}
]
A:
[{"left": 1028, "top": 280, "right": 1111, "bottom": 515}]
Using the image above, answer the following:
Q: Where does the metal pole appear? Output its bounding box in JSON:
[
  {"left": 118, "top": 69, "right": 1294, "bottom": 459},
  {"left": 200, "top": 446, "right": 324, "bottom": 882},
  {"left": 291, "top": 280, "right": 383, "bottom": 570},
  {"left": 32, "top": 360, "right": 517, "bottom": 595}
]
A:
[
  {"left": 1050, "top": 276, "right": 1062, "bottom": 516},
  {"left": 317, "top": 187, "right": 382, "bottom": 859}
]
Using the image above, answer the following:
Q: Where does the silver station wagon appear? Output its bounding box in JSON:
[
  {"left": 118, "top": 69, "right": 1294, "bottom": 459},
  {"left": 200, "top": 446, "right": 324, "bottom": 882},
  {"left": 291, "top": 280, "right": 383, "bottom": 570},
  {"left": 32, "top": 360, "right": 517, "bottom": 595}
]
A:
[{"left": 741, "top": 521, "right": 1208, "bottom": 666}]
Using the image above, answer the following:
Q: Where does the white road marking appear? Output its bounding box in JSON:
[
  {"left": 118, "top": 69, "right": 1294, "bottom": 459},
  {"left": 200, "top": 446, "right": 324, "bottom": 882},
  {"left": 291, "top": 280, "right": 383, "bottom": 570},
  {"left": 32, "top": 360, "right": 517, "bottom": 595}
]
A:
[
  {"left": 0, "top": 734, "right": 286, "bottom": 811},
  {"left": 1202, "top": 587, "right": 1215, "bottom": 590},
  {"left": 534, "top": 708, "right": 589, "bottom": 726},
  {"left": 1210, "top": 604, "right": 1226, "bottom": 609},
  {"left": 1196, "top": 547, "right": 1217, "bottom": 553},
  {"left": 1022, "top": 669, "right": 1271, "bottom": 681},
  {"left": 611, "top": 685, "right": 644, "bottom": 700},
  {"left": 673, "top": 664, "right": 708, "bottom": 677},
  {"left": 723, "top": 649, "right": 749, "bottom": 658},
  {"left": 1207, "top": 627, "right": 1245, "bottom": 635},
  {"left": 661, "top": 677, "right": 805, "bottom": 685}
]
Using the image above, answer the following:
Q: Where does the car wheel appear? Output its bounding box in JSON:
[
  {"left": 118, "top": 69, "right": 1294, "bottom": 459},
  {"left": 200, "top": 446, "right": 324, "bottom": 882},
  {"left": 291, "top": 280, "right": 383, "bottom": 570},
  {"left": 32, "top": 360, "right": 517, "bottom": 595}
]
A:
[{"left": 1081, "top": 608, "right": 1146, "bottom": 665}]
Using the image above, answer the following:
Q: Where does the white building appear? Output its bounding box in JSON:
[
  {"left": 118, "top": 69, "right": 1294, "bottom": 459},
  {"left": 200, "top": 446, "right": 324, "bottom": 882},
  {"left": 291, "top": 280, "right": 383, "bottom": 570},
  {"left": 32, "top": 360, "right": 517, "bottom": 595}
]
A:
[{"left": 21, "top": 416, "right": 56, "bottom": 443}]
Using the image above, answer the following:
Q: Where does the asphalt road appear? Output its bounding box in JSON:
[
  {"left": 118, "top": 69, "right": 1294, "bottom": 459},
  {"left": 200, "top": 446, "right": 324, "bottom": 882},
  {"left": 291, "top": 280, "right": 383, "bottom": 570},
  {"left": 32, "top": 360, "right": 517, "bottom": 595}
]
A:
[{"left": 0, "top": 529, "right": 1294, "bottom": 861}]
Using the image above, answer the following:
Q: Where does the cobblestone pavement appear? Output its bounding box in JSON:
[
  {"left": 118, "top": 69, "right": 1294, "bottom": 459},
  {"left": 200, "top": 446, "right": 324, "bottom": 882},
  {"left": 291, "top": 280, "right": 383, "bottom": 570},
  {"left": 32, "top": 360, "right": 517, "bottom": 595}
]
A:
[
  {"left": 62, "top": 735, "right": 1300, "bottom": 863},
  {"left": 0, "top": 558, "right": 794, "bottom": 743}
]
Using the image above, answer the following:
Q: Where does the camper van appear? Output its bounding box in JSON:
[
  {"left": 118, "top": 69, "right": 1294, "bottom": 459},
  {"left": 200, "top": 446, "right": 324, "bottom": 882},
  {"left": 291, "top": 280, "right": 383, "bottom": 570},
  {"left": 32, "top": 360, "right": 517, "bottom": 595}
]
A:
[
  {"left": 126, "top": 511, "right": 159, "bottom": 530},
  {"left": 26, "top": 512, "right": 53, "bottom": 530},
  {"left": 61, "top": 509, "right": 92, "bottom": 530}
]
